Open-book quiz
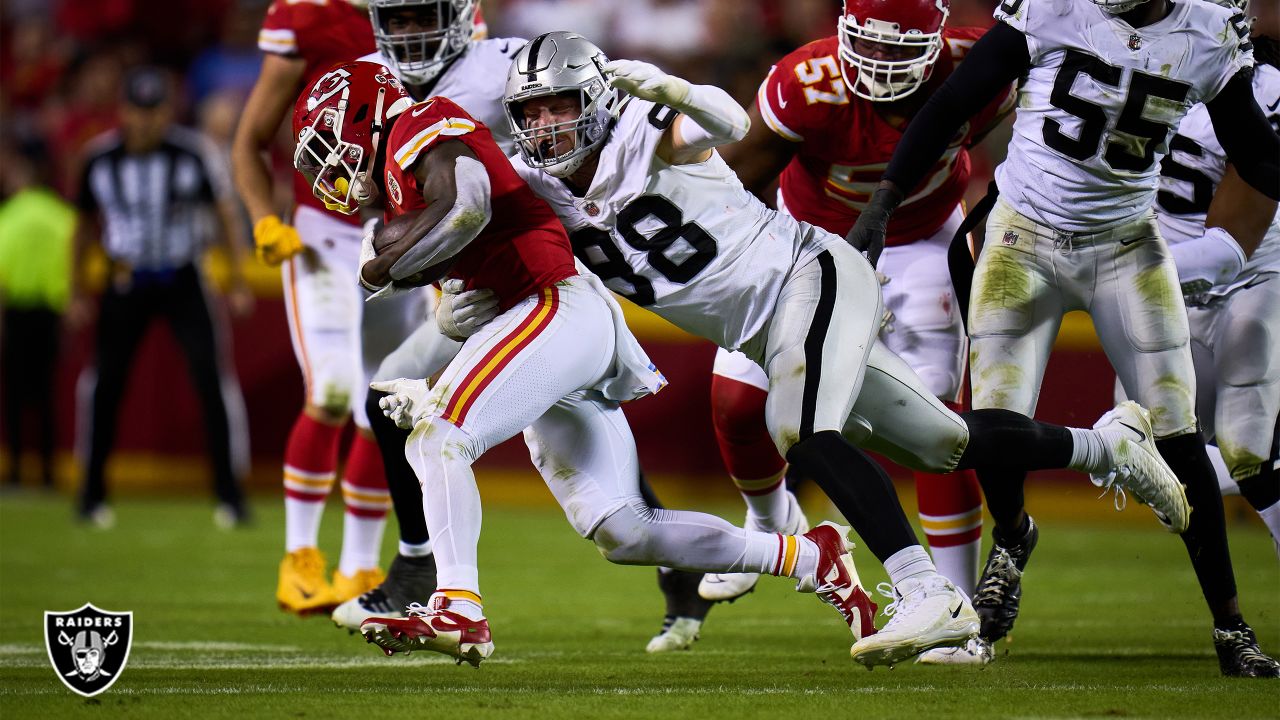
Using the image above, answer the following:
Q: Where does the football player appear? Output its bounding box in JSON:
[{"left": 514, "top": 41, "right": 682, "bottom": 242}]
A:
[
  {"left": 332, "top": 0, "right": 716, "bottom": 652},
  {"left": 1150, "top": 0, "right": 1279, "bottom": 559},
  {"left": 232, "top": 0, "right": 403, "bottom": 615},
  {"left": 293, "top": 61, "right": 882, "bottom": 667},
  {"left": 710, "top": 0, "right": 1014, "bottom": 665},
  {"left": 849, "top": 0, "right": 1280, "bottom": 677},
  {"left": 504, "top": 31, "right": 1188, "bottom": 668}
]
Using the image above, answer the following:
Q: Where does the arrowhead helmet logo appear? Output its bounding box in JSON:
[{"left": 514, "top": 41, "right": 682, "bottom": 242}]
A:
[{"left": 44, "top": 603, "right": 133, "bottom": 697}]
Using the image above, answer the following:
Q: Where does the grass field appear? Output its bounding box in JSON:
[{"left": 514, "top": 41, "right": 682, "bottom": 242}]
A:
[{"left": 1, "top": 488, "right": 1277, "bottom": 719}]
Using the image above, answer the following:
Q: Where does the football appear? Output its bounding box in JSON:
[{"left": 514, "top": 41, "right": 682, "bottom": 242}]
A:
[{"left": 374, "top": 210, "right": 455, "bottom": 286}]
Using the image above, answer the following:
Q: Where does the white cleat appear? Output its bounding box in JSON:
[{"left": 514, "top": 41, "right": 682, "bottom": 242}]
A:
[
  {"left": 699, "top": 491, "right": 808, "bottom": 602},
  {"left": 916, "top": 636, "right": 994, "bottom": 666},
  {"left": 1091, "top": 401, "right": 1191, "bottom": 533},
  {"left": 332, "top": 588, "right": 404, "bottom": 632},
  {"left": 645, "top": 617, "right": 702, "bottom": 653},
  {"left": 850, "top": 575, "right": 979, "bottom": 669}
]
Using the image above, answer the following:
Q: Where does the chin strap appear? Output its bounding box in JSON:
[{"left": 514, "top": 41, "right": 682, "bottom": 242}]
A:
[{"left": 351, "top": 87, "right": 389, "bottom": 206}]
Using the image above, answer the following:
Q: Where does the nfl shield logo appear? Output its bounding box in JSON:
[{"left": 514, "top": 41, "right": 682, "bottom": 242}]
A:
[
  {"left": 1128, "top": 34, "right": 1142, "bottom": 50},
  {"left": 44, "top": 603, "right": 133, "bottom": 697},
  {"left": 1002, "top": 231, "right": 1019, "bottom": 246}
]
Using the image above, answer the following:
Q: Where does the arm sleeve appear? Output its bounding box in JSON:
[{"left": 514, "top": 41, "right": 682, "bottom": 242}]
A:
[
  {"left": 883, "top": 21, "right": 1031, "bottom": 193},
  {"left": 1207, "top": 70, "right": 1280, "bottom": 202},
  {"left": 387, "top": 155, "right": 492, "bottom": 281},
  {"left": 672, "top": 82, "right": 751, "bottom": 150}
]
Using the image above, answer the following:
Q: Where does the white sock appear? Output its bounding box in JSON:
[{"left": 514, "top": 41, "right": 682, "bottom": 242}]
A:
[
  {"left": 1068, "top": 427, "right": 1108, "bottom": 474},
  {"left": 930, "top": 542, "right": 980, "bottom": 598},
  {"left": 1204, "top": 445, "right": 1239, "bottom": 496},
  {"left": 789, "top": 536, "right": 820, "bottom": 581},
  {"left": 884, "top": 545, "right": 937, "bottom": 586},
  {"left": 285, "top": 497, "right": 328, "bottom": 552},
  {"left": 1258, "top": 501, "right": 1280, "bottom": 549},
  {"left": 338, "top": 512, "right": 385, "bottom": 575},
  {"left": 737, "top": 473, "right": 791, "bottom": 531},
  {"left": 399, "top": 540, "right": 433, "bottom": 557},
  {"left": 447, "top": 598, "right": 485, "bottom": 620}
]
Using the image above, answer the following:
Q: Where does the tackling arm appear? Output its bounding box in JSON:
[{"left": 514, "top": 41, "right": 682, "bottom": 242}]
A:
[
  {"left": 718, "top": 103, "right": 800, "bottom": 198},
  {"left": 1207, "top": 70, "right": 1280, "bottom": 202},
  {"left": 359, "top": 140, "right": 492, "bottom": 288}
]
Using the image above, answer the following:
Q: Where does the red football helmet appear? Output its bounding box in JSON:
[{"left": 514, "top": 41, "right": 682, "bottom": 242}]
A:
[
  {"left": 837, "top": 0, "right": 950, "bottom": 102},
  {"left": 292, "top": 61, "right": 414, "bottom": 214}
]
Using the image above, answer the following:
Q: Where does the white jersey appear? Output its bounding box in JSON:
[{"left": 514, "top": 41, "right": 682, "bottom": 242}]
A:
[
  {"left": 361, "top": 38, "right": 524, "bottom": 155},
  {"left": 1156, "top": 63, "right": 1280, "bottom": 276},
  {"left": 993, "top": 0, "right": 1254, "bottom": 232},
  {"left": 512, "top": 98, "right": 832, "bottom": 350}
]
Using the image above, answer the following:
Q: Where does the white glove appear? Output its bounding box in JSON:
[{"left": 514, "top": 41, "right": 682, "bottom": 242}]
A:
[
  {"left": 435, "top": 278, "right": 499, "bottom": 342},
  {"left": 1168, "top": 226, "right": 1245, "bottom": 298},
  {"left": 358, "top": 217, "right": 385, "bottom": 294},
  {"left": 604, "top": 59, "right": 691, "bottom": 106},
  {"left": 369, "top": 378, "right": 431, "bottom": 430}
]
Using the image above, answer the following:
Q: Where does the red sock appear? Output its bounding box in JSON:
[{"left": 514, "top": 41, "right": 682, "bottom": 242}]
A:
[
  {"left": 342, "top": 432, "right": 389, "bottom": 520},
  {"left": 711, "top": 375, "right": 786, "bottom": 481},
  {"left": 283, "top": 413, "right": 343, "bottom": 503},
  {"left": 915, "top": 401, "right": 983, "bottom": 596}
]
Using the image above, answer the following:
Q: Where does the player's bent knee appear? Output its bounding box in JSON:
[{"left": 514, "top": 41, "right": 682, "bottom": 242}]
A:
[{"left": 590, "top": 502, "right": 656, "bottom": 566}]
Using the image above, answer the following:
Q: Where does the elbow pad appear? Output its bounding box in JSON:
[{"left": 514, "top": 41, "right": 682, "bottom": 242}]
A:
[{"left": 388, "top": 156, "right": 492, "bottom": 282}]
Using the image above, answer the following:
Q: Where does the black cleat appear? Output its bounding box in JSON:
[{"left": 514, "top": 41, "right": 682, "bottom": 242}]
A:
[
  {"left": 973, "top": 517, "right": 1038, "bottom": 643},
  {"left": 1215, "top": 625, "right": 1280, "bottom": 678},
  {"left": 332, "top": 553, "right": 437, "bottom": 632}
]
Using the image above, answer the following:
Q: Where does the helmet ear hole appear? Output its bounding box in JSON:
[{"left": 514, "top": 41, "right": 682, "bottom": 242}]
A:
[{"left": 352, "top": 104, "right": 369, "bottom": 124}]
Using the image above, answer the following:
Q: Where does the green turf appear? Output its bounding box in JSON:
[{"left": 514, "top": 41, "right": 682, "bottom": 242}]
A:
[{"left": 1, "top": 492, "right": 1277, "bottom": 719}]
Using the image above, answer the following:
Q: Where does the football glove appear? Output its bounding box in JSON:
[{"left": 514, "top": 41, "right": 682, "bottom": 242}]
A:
[
  {"left": 847, "top": 185, "right": 903, "bottom": 266},
  {"left": 253, "top": 215, "right": 304, "bottom": 266},
  {"left": 369, "top": 378, "right": 431, "bottom": 430},
  {"left": 436, "top": 279, "right": 499, "bottom": 342},
  {"left": 358, "top": 217, "right": 384, "bottom": 293},
  {"left": 605, "top": 59, "right": 691, "bottom": 107}
]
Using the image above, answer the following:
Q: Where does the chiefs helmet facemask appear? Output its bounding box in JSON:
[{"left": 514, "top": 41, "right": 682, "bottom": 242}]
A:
[
  {"left": 838, "top": 0, "right": 949, "bottom": 102},
  {"left": 292, "top": 62, "right": 414, "bottom": 215}
]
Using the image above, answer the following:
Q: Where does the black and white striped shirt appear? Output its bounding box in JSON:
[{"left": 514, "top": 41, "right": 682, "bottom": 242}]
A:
[{"left": 77, "top": 127, "right": 229, "bottom": 271}]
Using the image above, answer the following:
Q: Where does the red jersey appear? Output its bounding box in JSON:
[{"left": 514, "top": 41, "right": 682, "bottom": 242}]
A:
[
  {"left": 757, "top": 29, "right": 1014, "bottom": 246},
  {"left": 382, "top": 97, "right": 576, "bottom": 311},
  {"left": 259, "top": 0, "right": 375, "bottom": 221}
]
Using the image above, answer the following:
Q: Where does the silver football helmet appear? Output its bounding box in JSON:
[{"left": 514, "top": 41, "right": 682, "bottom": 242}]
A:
[
  {"left": 1089, "top": 0, "right": 1150, "bottom": 14},
  {"left": 369, "top": 0, "right": 476, "bottom": 86},
  {"left": 504, "top": 32, "right": 622, "bottom": 178}
]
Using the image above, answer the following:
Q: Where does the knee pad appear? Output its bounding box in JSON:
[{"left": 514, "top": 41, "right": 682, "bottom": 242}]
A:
[
  {"left": 590, "top": 499, "right": 654, "bottom": 565},
  {"left": 404, "top": 416, "right": 481, "bottom": 476},
  {"left": 1219, "top": 313, "right": 1279, "bottom": 388},
  {"left": 711, "top": 374, "right": 786, "bottom": 480},
  {"left": 307, "top": 359, "right": 357, "bottom": 418}
]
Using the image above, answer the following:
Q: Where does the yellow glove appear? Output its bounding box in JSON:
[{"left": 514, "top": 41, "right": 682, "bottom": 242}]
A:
[{"left": 253, "top": 215, "right": 304, "bottom": 266}]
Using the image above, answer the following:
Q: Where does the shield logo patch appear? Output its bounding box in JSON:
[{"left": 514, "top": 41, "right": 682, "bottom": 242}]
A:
[{"left": 44, "top": 603, "right": 133, "bottom": 697}]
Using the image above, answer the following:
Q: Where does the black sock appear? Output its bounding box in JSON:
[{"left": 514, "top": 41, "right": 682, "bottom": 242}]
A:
[
  {"left": 956, "top": 409, "right": 1074, "bottom": 471},
  {"left": 976, "top": 468, "right": 1027, "bottom": 538},
  {"left": 784, "top": 430, "right": 917, "bottom": 562},
  {"left": 1158, "top": 432, "right": 1238, "bottom": 610},
  {"left": 993, "top": 512, "right": 1032, "bottom": 547},
  {"left": 1235, "top": 468, "right": 1279, "bottom": 513},
  {"left": 365, "top": 389, "right": 429, "bottom": 547}
]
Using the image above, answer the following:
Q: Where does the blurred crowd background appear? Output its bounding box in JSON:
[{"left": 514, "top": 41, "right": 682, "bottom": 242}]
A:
[{"left": 0, "top": 0, "right": 1074, "bottom": 506}]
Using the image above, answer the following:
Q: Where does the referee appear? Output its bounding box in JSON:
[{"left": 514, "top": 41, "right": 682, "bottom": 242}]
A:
[{"left": 70, "top": 66, "right": 253, "bottom": 528}]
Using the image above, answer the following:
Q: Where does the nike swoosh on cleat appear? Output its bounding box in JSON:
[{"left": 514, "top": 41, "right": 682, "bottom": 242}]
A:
[
  {"left": 1118, "top": 421, "right": 1147, "bottom": 442},
  {"left": 294, "top": 584, "right": 314, "bottom": 600},
  {"left": 1268, "top": 97, "right": 1280, "bottom": 112},
  {"left": 950, "top": 603, "right": 963, "bottom": 619}
]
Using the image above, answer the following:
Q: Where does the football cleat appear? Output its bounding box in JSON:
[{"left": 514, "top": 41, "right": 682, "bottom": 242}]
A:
[
  {"left": 916, "top": 636, "right": 994, "bottom": 666},
  {"left": 332, "top": 567, "right": 385, "bottom": 604},
  {"left": 850, "top": 575, "right": 978, "bottom": 668},
  {"left": 795, "top": 522, "right": 878, "bottom": 640},
  {"left": 1091, "top": 401, "right": 1191, "bottom": 533},
  {"left": 972, "top": 519, "right": 1038, "bottom": 643},
  {"left": 360, "top": 594, "right": 494, "bottom": 668},
  {"left": 333, "top": 554, "right": 437, "bottom": 632},
  {"left": 1214, "top": 625, "right": 1280, "bottom": 678},
  {"left": 646, "top": 568, "right": 713, "bottom": 653},
  {"left": 645, "top": 616, "right": 702, "bottom": 653},
  {"left": 699, "top": 491, "right": 808, "bottom": 603},
  {"left": 276, "top": 548, "right": 339, "bottom": 615}
]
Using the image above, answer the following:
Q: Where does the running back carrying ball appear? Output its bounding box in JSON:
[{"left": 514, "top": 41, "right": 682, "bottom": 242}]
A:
[{"left": 370, "top": 210, "right": 456, "bottom": 287}]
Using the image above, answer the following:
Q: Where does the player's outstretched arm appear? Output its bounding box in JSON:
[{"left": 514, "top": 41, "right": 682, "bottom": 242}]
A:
[
  {"left": 360, "top": 140, "right": 491, "bottom": 288},
  {"left": 719, "top": 103, "right": 800, "bottom": 197},
  {"left": 605, "top": 59, "right": 750, "bottom": 164},
  {"left": 231, "top": 53, "right": 307, "bottom": 265},
  {"left": 1172, "top": 162, "right": 1280, "bottom": 299},
  {"left": 847, "top": 21, "right": 1031, "bottom": 264},
  {"left": 1207, "top": 71, "right": 1280, "bottom": 202}
]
